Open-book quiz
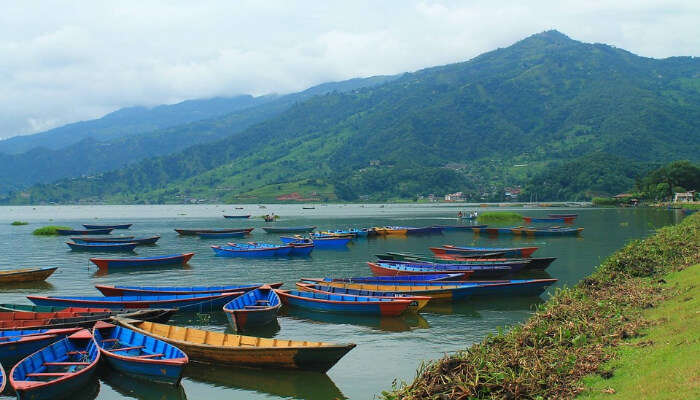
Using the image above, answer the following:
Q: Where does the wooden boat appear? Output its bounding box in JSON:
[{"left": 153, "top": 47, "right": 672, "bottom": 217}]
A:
[
  {"left": 261, "top": 226, "right": 316, "bottom": 233},
  {"left": 95, "top": 282, "right": 283, "bottom": 296},
  {"left": 372, "top": 227, "right": 408, "bottom": 235},
  {"left": 275, "top": 289, "right": 412, "bottom": 316},
  {"left": 378, "top": 251, "right": 507, "bottom": 261},
  {"left": 223, "top": 215, "right": 251, "bottom": 219},
  {"left": 72, "top": 235, "right": 160, "bottom": 245},
  {"left": 433, "top": 245, "right": 539, "bottom": 258},
  {"left": 27, "top": 292, "right": 243, "bottom": 312},
  {"left": 114, "top": 318, "right": 355, "bottom": 372},
  {"left": 313, "top": 232, "right": 355, "bottom": 239},
  {"left": 289, "top": 241, "right": 314, "bottom": 256},
  {"left": 223, "top": 287, "right": 281, "bottom": 331},
  {"left": 212, "top": 244, "right": 292, "bottom": 257},
  {"left": 404, "top": 227, "right": 435, "bottom": 235},
  {"left": 434, "top": 255, "right": 557, "bottom": 270},
  {"left": 0, "top": 360, "right": 4, "bottom": 393},
  {"left": 481, "top": 227, "right": 516, "bottom": 235},
  {"left": 89, "top": 253, "right": 194, "bottom": 271},
  {"left": 66, "top": 241, "right": 137, "bottom": 252},
  {"left": 93, "top": 321, "right": 188, "bottom": 385},
  {"left": 295, "top": 282, "right": 430, "bottom": 312},
  {"left": 511, "top": 227, "right": 584, "bottom": 236},
  {"left": 281, "top": 236, "right": 351, "bottom": 248},
  {"left": 0, "top": 267, "right": 57, "bottom": 284},
  {"left": 0, "top": 328, "right": 82, "bottom": 366},
  {"left": 198, "top": 231, "right": 246, "bottom": 239},
  {"left": 548, "top": 213, "right": 578, "bottom": 218},
  {"left": 0, "top": 308, "right": 176, "bottom": 330},
  {"left": 56, "top": 228, "right": 113, "bottom": 235},
  {"left": 304, "top": 278, "right": 557, "bottom": 299},
  {"left": 83, "top": 224, "right": 132, "bottom": 230},
  {"left": 174, "top": 228, "right": 254, "bottom": 236},
  {"left": 522, "top": 216, "right": 575, "bottom": 223},
  {"left": 306, "top": 274, "right": 467, "bottom": 283},
  {"left": 431, "top": 224, "right": 487, "bottom": 231},
  {"left": 10, "top": 329, "right": 100, "bottom": 400},
  {"left": 368, "top": 262, "right": 517, "bottom": 279}
]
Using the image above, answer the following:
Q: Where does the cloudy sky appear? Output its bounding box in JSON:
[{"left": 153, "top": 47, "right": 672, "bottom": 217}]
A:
[{"left": 1, "top": 0, "right": 698, "bottom": 139}]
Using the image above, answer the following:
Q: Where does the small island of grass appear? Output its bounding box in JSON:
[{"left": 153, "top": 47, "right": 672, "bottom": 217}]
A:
[
  {"left": 32, "top": 225, "right": 71, "bottom": 235},
  {"left": 476, "top": 211, "right": 522, "bottom": 223},
  {"left": 11, "top": 221, "right": 29, "bottom": 226}
]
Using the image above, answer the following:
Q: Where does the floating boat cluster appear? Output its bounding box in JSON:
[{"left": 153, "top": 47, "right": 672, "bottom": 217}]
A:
[{"left": 0, "top": 214, "right": 582, "bottom": 397}]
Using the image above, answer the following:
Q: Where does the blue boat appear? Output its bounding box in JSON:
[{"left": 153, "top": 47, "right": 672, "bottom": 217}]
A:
[
  {"left": 56, "top": 228, "right": 114, "bottom": 235},
  {"left": 90, "top": 253, "right": 194, "bottom": 271},
  {"left": 223, "top": 287, "right": 281, "bottom": 331},
  {"left": 311, "top": 274, "right": 467, "bottom": 283},
  {"left": 0, "top": 328, "right": 82, "bottom": 366},
  {"left": 212, "top": 243, "right": 292, "bottom": 257},
  {"left": 261, "top": 226, "right": 316, "bottom": 233},
  {"left": 66, "top": 241, "right": 137, "bottom": 252},
  {"left": 223, "top": 215, "right": 251, "bottom": 219},
  {"left": 282, "top": 236, "right": 351, "bottom": 248},
  {"left": 71, "top": 236, "right": 160, "bottom": 245},
  {"left": 275, "top": 290, "right": 413, "bottom": 316},
  {"left": 0, "top": 360, "right": 4, "bottom": 393},
  {"left": 95, "top": 282, "right": 283, "bottom": 296},
  {"left": 289, "top": 241, "right": 314, "bottom": 256},
  {"left": 83, "top": 224, "right": 132, "bottom": 230},
  {"left": 27, "top": 292, "right": 243, "bottom": 312},
  {"left": 295, "top": 282, "right": 431, "bottom": 312},
  {"left": 197, "top": 231, "right": 247, "bottom": 239},
  {"left": 369, "top": 262, "right": 515, "bottom": 278},
  {"left": 93, "top": 321, "right": 188, "bottom": 385},
  {"left": 10, "top": 329, "right": 100, "bottom": 400},
  {"left": 432, "top": 224, "right": 487, "bottom": 231}
]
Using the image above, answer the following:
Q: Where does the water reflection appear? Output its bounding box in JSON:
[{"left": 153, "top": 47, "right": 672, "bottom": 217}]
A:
[
  {"left": 101, "top": 368, "right": 187, "bottom": 400},
  {"left": 184, "top": 363, "right": 346, "bottom": 400},
  {"left": 0, "top": 281, "right": 54, "bottom": 292},
  {"left": 92, "top": 264, "right": 193, "bottom": 277},
  {"left": 280, "top": 308, "right": 430, "bottom": 332}
]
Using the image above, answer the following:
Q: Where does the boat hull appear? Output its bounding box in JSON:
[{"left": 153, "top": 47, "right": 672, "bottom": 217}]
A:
[
  {"left": 276, "top": 290, "right": 411, "bottom": 316},
  {"left": 89, "top": 253, "right": 194, "bottom": 271},
  {"left": 67, "top": 242, "right": 137, "bottom": 252},
  {"left": 0, "top": 267, "right": 57, "bottom": 284},
  {"left": 83, "top": 224, "right": 132, "bottom": 230},
  {"left": 56, "top": 228, "right": 113, "bottom": 235},
  {"left": 174, "top": 228, "right": 253, "bottom": 236},
  {"left": 262, "top": 226, "right": 316, "bottom": 233},
  {"left": 223, "top": 288, "right": 281, "bottom": 331},
  {"left": 95, "top": 282, "right": 282, "bottom": 296},
  {"left": 27, "top": 292, "right": 242, "bottom": 312}
]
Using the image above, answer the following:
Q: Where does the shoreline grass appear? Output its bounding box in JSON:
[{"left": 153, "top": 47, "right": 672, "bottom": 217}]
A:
[
  {"left": 476, "top": 211, "right": 522, "bottom": 223},
  {"left": 382, "top": 213, "right": 699, "bottom": 399},
  {"left": 32, "top": 225, "right": 71, "bottom": 235},
  {"left": 11, "top": 221, "right": 28, "bottom": 225}
]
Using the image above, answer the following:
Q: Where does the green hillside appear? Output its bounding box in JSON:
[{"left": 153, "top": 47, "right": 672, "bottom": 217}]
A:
[{"left": 5, "top": 30, "right": 699, "bottom": 204}]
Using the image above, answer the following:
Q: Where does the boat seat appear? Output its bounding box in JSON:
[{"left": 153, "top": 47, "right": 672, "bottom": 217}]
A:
[
  {"left": 244, "top": 305, "right": 269, "bottom": 309},
  {"left": 110, "top": 345, "right": 144, "bottom": 352},
  {"left": 67, "top": 351, "right": 86, "bottom": 355},
  {"left": 43, "top": 362, "right": 90, "bottom": 366},
  {"left": 134, "top": 353, "right": 164, "bottom": 358},
  {"left": 255, "top": 300, "right": 270, "bottom": 305},
  {"left": 26, "top": 372, "right": 69, "bottom": 377},
  {"left": 101, "top": 338, "right": 119, "bottom": 342}
]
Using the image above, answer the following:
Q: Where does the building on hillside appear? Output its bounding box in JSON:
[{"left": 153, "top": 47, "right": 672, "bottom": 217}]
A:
[
  {"left": 673, "top": 191, "right": 696, "bottom": 203},
  {"left": 444, "top": 192, "right": 464, "bottom": 202},
  {"left": 505, "top": 187, "right": 522, "bottom": 200}
]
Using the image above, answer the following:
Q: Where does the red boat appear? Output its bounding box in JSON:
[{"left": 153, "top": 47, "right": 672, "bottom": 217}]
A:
[{"left": 89, "top": 253, "right": 194, "bottom": 271}]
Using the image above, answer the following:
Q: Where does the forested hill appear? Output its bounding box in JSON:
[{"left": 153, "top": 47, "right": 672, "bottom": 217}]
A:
[{"left": 6, "top": 30, "right": 700, "bottom": 204}]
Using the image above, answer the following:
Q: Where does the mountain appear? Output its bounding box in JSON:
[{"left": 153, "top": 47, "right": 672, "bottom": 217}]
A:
[
  {"left": 5, "top": 30, "right": 700, "bottom": 204},
  {"left": 0, "top": 75, "right": 398, "bottom": 193}
]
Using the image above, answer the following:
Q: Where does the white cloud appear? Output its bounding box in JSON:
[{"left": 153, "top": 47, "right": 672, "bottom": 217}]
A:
[{"left": 0, "top": 0, "right": 698, "bottom": 139}]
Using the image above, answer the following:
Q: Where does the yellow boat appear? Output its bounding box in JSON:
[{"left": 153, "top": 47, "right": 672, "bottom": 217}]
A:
[
  {"left": 114, "top": 318, "right": 355, "bottom": 372},
  {"left": 301, "top": 279, "right": 470, "bottom": 302},
  {"left": 295, "top": 282, "right": 430, "bottom": 312},
  {"left": 373, "top": 227, "right": 408, "bottom": 235}
]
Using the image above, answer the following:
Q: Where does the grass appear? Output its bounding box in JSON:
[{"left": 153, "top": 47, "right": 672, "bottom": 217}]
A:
[
  {"left": 578, "top": 263, "right": 699, "bottom": 399},
  {"left": 11, "top": 221, "right": 28, "bottom": 225},
  {"left": 476, "top": 211, "right": 522, "bottom": 223},
  {"left": 32, "top": 225, "right": 71, "bottom": 235},
  {"left": 382, "top": 212, "right": 699, "bottom": 399}
]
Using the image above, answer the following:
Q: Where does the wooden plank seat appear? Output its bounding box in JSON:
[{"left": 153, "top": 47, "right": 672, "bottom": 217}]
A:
[
  {"left": 134, "top": 353, "right": 164, "bottom": 358},
  {"left": 244, "top": 305, "right": 270, "bottom": 309},
  {"left": 26, "top": 372, "right": 70, "bottom": 377},
  {"left": 100, "top": 338, "right": 119, "bottom": 342},
  {"left": 43, "top": 362, "right": 90, "bottom": 366},
  {"left": 109, "top": 345, "right": 144, "bottom": 352},
  {"left": 67, "top": 351, "right": 86, "bottom": 355},
  {"left": 255, "top": 300, "right": 270, "bottom": 305}
]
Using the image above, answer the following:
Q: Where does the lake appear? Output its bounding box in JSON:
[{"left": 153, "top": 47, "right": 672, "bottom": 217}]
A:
[{"left": 0, "top": 204, "right": 683, "bottom": 399}]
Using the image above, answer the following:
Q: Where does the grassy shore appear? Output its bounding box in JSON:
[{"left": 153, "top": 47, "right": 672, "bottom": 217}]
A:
[
  {"left": 476, "top": 211, "right": 522, "bottom": 223},
  {"left": 382, "top": 213, "right": 699, "bottom": 399},
  {"left": 32, "top": 225, "right": 71, "bottom": 235}
]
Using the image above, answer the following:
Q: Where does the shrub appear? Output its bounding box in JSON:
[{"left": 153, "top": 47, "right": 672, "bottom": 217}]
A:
[
  {"left": 476, "top": 212, "right": 522, "bottom": 223},
  {"left": 32, "top": 226, "right": 71, "bottom": 235},
  {"left": 11, "top": 221, "right": 28, "bottom": 226}
]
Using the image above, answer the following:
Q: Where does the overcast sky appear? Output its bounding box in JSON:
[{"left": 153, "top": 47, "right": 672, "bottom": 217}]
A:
[{"left": 1, "top": 0, "right": 698, "bottom": 139}]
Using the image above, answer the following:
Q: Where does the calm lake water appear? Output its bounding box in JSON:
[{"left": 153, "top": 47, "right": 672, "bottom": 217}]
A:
[{"left": 0, "top": 204, "right": 684, "bottom": 399}]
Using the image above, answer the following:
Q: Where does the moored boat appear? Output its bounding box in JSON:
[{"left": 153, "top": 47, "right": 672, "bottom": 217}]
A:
[
  {"left": 511, "top": 226, "right": 584, "bottom": 236},
  {"left": 372, "top": 227, "right": 408, "bottom": 235},
  {"left": 548, "top": 213, "right": 578, "bottom": 218},
  {"left": 27, "top": 292, "right": 243, "bottom": 312},
  {"left": 89, "top": 253, "right": 194, "bottom": 271},
  {"left": 300, "top": 280, "right": 477, "bottom": 302},
  {"left": 93, "top": 321, "right": 188, "bottom": 385},
  {"left": 71, "top": 236, "right": 160, "bottom": 245},
  {"left": 261, "top": 226, "right": 316, "bottom": 233},
  {"left": 56, "top": 228, "right": 114, "bottom": 235},
  {"left": 433, "top": 245, "right": 539, "bottom": 258},
  {"left": 0, "top": 360, "right": 4, "bottom": 393},
  {"left": 66, "top": 241, "right": 137, "bottom": 252},
  {"left": 212, "top": 244, "right": 292, "bottom": 257},
  {"left": 0, "top": 267, "right": 57, "bottom": 284},
  {"left": 0, "top": 328, "right": 82, "bottom": 366},
  {"left": 522, "top": 216, "right": 575, "bottom": 223},
  {"left": 197, "top": 231, "right": 247, "bottom": 239},
  {"left": 431, "top": 224, "right": 487, "bottom": 231},
  {"left": 306, "top": 273, "right": 467, "bottom": 283},
  {"left": 174, "top": 228, "right": 253, "bottom": 236},
  {"left": 223, "top": 286, "right": 281, "bottom": 331},
  {"left": 95, "top": 282, "right": 283, "bottom": 296},
  {"left": 275, "top": 289, "right": 412, "bottom": 316},
  {"left": 114, "top": 318, "right": 355, "bottom": 372},
  {"left": 223, "top": 215, "right": 251, "bottom": 219},
  {"left": 368, "top": 262, "right": 517, "bottom": 279},
  {"left": 83, "top": 224, "right": 132, "bottom": 230},
  {"left": 289, "top": 241, "right": 314, "bottom": 256},
  {"left": 10, "top": 329, "right": 100, "bottom": 400},
  {"left": 295, "top": 282, "right": 430, "bottom": 312}
]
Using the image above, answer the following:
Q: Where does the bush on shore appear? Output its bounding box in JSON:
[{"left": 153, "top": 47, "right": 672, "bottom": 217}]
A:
[
  {"left": 11, "top": 221, "right": 28, "bottom": 225},
  {"left": 32, "top": 226, "right": 71, "bottom": 235},
  {"left": 476, "top": 211, "right": 522, "bottom": 223}
]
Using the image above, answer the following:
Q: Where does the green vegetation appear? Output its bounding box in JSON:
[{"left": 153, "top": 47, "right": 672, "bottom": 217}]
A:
[
  {"left": 382, "top": 213, "right": 699, "bottom": 399},
  {"left": 32, "top": 226, "right": 71, "bottom": 235},
  {"left": 3, "top": 30, "right": 699, "bottom": 204},
  {"left": 10, "top": 221, "right": 28, "bottom": 225},
  {"left": 635, "top": 160, "right": 700, "bottom": 201},
  {"left": 476, "top": 212, "right": 522, "bottom": 223},
  {"left": 579, "top": 264, "right": 699, "bottom": 399},
  {"left": 592, "top": 197, "right": 622, "bottom": 206}
]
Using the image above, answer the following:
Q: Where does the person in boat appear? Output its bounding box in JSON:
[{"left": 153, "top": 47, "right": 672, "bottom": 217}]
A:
[{"left": 457, "top": 211, "right": 463, "bottom": 219}]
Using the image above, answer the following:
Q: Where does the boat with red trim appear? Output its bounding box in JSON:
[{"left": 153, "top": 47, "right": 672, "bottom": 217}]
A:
[
  {"left": 275, "top": 289, "right": 412, "bottom": 316},
  {"left": 89, "top": 253, "right": 194, "bottom": 271}
]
